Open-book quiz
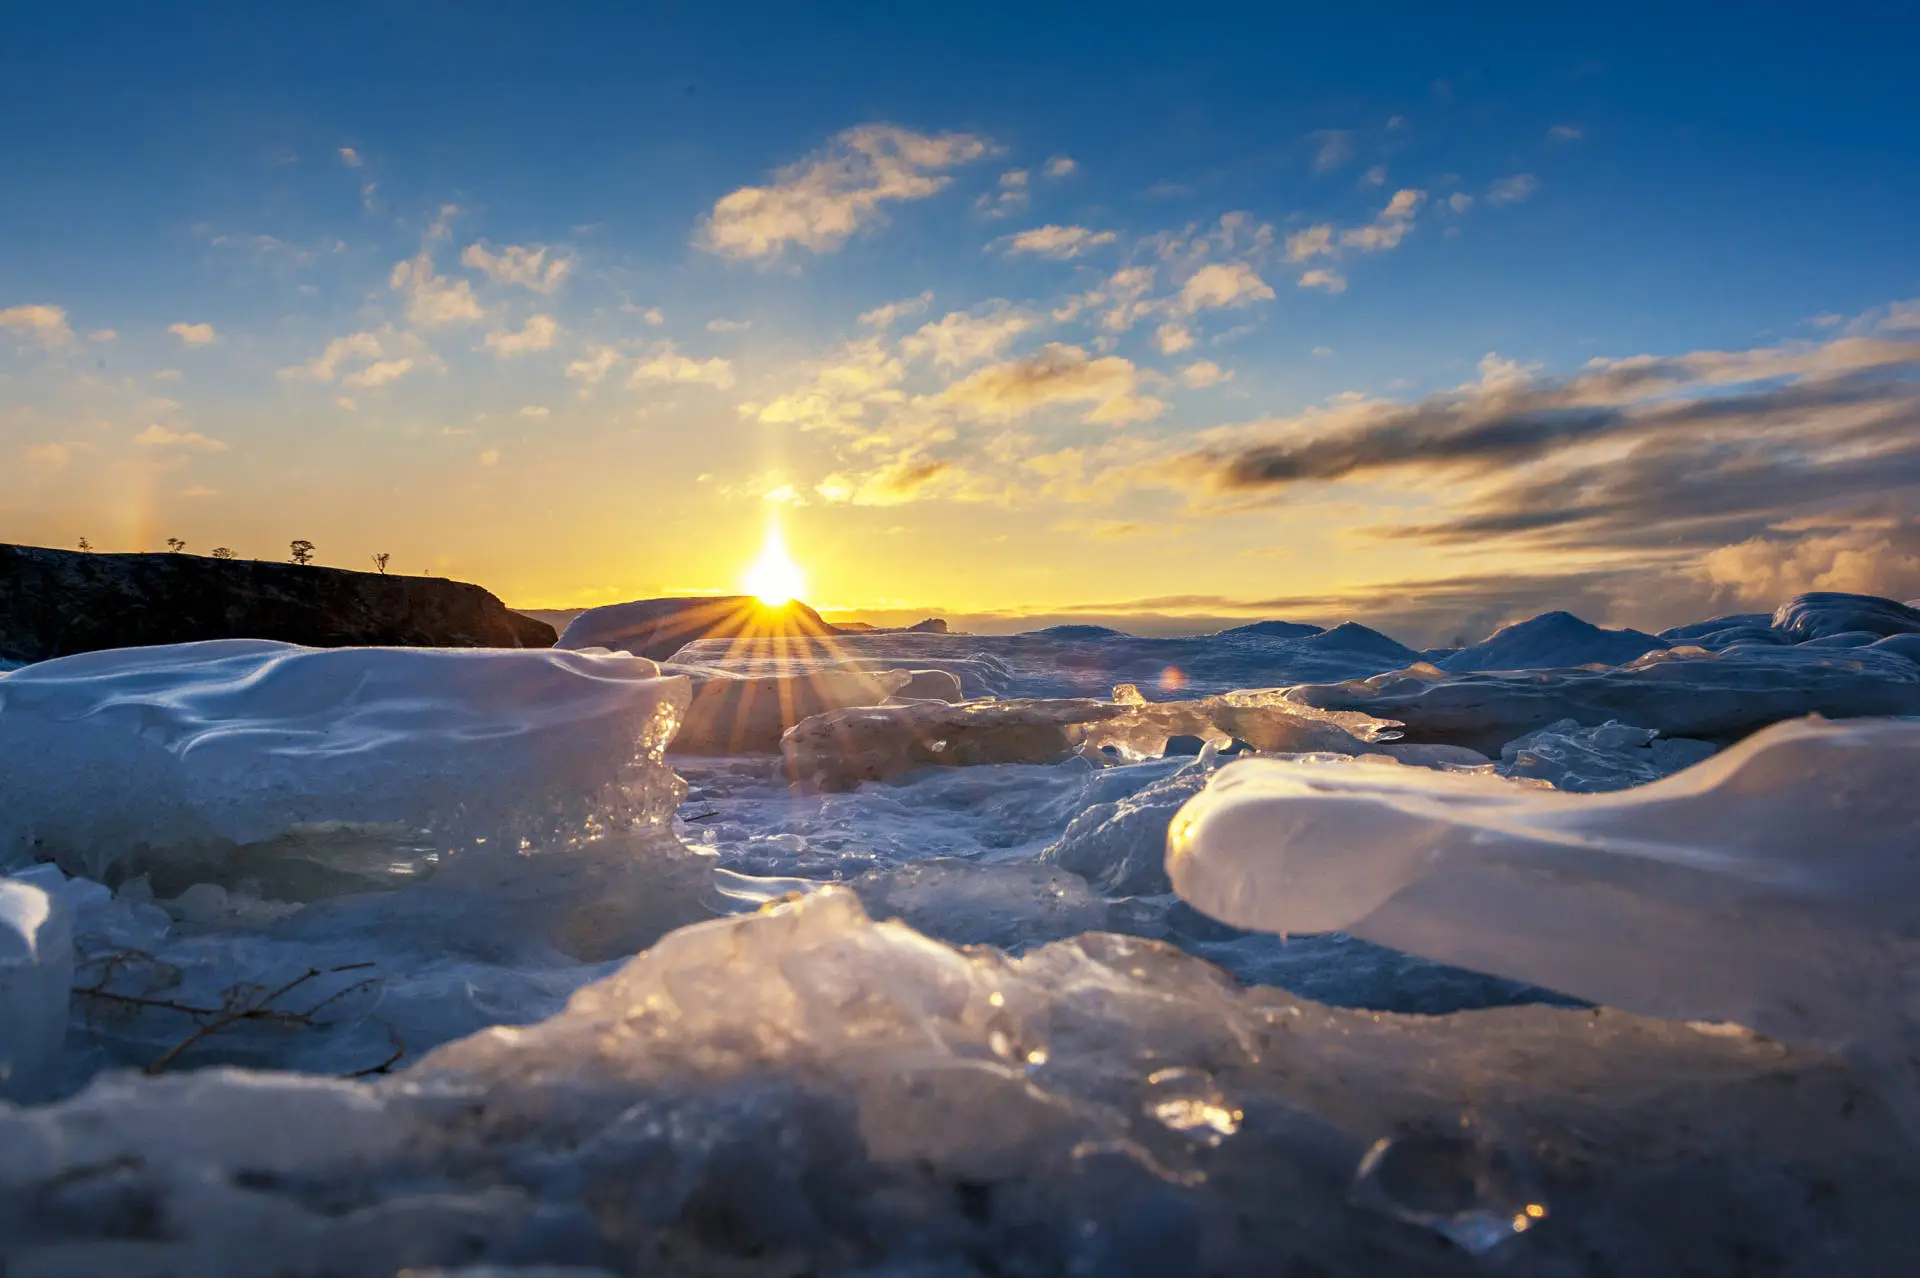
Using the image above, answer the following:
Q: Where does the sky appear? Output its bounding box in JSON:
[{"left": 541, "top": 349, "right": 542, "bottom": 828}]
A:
[{"left": 4, "top": 2, "right": 1919, "bottom": 645}]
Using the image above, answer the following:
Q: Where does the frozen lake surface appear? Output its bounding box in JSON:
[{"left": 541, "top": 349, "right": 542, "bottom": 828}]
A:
[{"left": 4, "top": 590, "right": 1919, "bottom": 1275}]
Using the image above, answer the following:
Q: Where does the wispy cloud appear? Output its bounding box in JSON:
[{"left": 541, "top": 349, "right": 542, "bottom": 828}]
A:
[
  {"left": 168, "top": 321, "right": 217, "bottom": 346},
  {"left": 482, "top": 314, "right": 559, "bottom": 356},
  {"left": 997, "top": 224, "right": 1118, "bottom": 258},
  {"left": 629, "top": 344, "right": 735, "bottom": 390},
  {"left": 134, "top": 423, "right": 228, "bottom": 451},
  {"left": 900, "top": 305, "right": 1038, "bottom": 368},
  {"left": 390, "top": 251, "right": 486, "bottom": 326},
  {"left": 461, "top": 242, "right": 572, "bottom": 292},
  {"left": 1311, "top": 129, "right": 1355, "bottom": 172},
  {"left": 1487, "top": 174, "right": 1540, "bottom": 205},
  {"left": 935, "top": 343, "right": 1165, "bottom": 425},
  {"left": 699, "top": 124, "right": 991, "bottom": 260}
]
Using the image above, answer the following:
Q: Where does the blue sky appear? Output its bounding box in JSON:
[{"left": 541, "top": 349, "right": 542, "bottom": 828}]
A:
[{"left": 4, "top": 3, "right": 1919, "bottom": 641}]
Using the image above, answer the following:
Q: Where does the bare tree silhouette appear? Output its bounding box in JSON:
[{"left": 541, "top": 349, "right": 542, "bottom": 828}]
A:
[
  {"left": 77, "top": 537, "right": 92, "bottom": 553},
  {"left": 165, "top": 538, "right": 186, "bottom": 554},
  {"left": 371, "top": 552, "right": 390, "bottom": 574}
]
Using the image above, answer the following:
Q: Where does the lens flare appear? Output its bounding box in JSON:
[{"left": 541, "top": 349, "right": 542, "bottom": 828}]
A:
[{"left": 743, "top": 524, "right": 806, "bottom": 607}]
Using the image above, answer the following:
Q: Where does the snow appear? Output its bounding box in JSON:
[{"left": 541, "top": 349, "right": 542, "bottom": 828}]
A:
[{"left": 1167, "top": 715, "right": 1920, "bottom": 1050}]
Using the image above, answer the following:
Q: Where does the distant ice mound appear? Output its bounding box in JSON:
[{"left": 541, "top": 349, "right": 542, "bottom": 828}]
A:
[
  {"left": 1168, "top": 715, "right": 1920, "bottom": 1049},
  {"left": 557, "top": 594, "right": 836, "bottom": 661},
  {"left": 1441, "top": 611, "right": 1667, "bottom": 672},
  {"left": 0, "top": 640, "right": 690, "bottom": 882},
  {"left": 1772, "top": 591, "right": 1920, "bottom": 642},
  {"left": 1286, "top": 642, "right": 1920, "bottom": 753},
  {"left": 1212, "top": 619, "right": 1324, "bottom": 639}
]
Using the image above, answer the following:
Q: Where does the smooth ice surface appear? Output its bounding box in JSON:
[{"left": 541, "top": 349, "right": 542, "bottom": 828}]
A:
[
  {"left": 1169, "top": 715, "right": 1920, "bottom": 1049},
  {"left": 4, "top": 889, "right": 1917, "bottom": 1277},
  {"left": 0, "top": 874, "right": 72, "bottom": 1101},
  {"left": 0, "top": 640, "right": 690, "bottom": 882}
]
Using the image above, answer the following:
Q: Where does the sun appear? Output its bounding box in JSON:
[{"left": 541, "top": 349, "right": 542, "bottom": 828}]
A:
[{"left": 743, "top": 523, "right": 806, "bottom": 607}]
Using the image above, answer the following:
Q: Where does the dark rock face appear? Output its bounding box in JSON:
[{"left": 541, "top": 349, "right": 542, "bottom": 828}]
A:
[
  {"left": 0, "top": 544, "right": 554, "bottom": 663},
  {"left": 556, "top": 595, "right": 838, "bottom": 661}
]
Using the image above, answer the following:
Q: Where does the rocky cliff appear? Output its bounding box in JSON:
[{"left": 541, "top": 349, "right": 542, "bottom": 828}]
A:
[{"left": 0, "top": 544, "right": 554, "bottom": 663}]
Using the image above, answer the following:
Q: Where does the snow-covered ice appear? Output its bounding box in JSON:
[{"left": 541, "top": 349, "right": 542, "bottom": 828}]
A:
[{"left": 1168, "top": 715, "right": 1920, "bottom": 1050}]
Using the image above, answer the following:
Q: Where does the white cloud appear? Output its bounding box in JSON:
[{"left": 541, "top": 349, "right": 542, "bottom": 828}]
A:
[
  {"left": 699, "top": 124, "right": 992, "bottom": 259},
  {"left": 1285, "top": 224, "right": 1335, "bottom": 261},
  {"left": 179, "top": 485, "right": 217, "bottom": 498},
  {"left": 1340, "top": 189, "right": 1425, "bottom": 251},
  {"left": 133, "top": 424, "right": 228, "bottom": 451},
  {"left": 706, "top": 318, "right": 752, "bottom": 332},
  {"left": 1311, "top": 346, "right": 1334, "bottom": 357},
  {"left": 1298, "top": 268, "right": 1348, "bottom": 294},
  {"left": 519, "top": 404, "right": 550, "bottom": 419},
  {"left": 87, "top": 328, "right": 117, "bottom": 342},
  {"left": 0, "top": 303, "right": 73, "bottom": 347},
  {"left": 478, "top": 449, "right": 501, "bottom": 468},
  {"left": 1487, "top": 174, "right": 1540, "bottom": 205},
  {"left": 483, "top": 313, "right": 559, "bottom": 356},
  {"left": 154, "top": 368, "right": 183, "bottom": 381},
  {"left": 1177, "top": 262, "right": 1275, "bottom": 314},
  {"left": 1311, "top": 129, "right": 1355, "bottom": 172},
  {"left": 1044, "top": 155, "right": 1077, "bottom": 178},
  {"left": 629, "top": 345, "right": 735, "bottom": 390},
  {"left": 1447, "top": 192, "right": 1475, "bottom": 213},
  {"left": 1155, "top": 322, "right": 1195, "bottom": 355},
  {"left": 461, "top": 242, "right": 572, "bottom": 293},
  {"left": 565, "top": 344, "right": 621, "bottom": 386},
  {"left": 998, "top": 224, "right": 1118, "bottom": 258},
  {"left": 344, "top": 357, "right": 417, "bottom": 389},
  {"left": 762, "top": 483, "right": 804, "bottom": 505},
  {"left": 900, "top": 306, "right": 1038, "bottom": 368},
  {"left": 859, "top": 291, "right": 934, "bottom": 329},
  {"left": 334, "top": 396, "right": 357, "bottom": 411},
  {"left": 390, "top": 253, "right": 486, "bottom": 327},
  {"left": 1547, "top": 125, "right": 1583, "bottom": 143},
  {"left": 1360, "top": 164, "right": 1387, "bottom": 187},
  {"left": 1180, "top": 359, "right": 1232, "bottom": 388},
  {"left": 977, "top": 168, "right": 1030, "bottom": 217},
  {"left": 278, "top": 330, "right": 383, "bottom": 381},
  {"left": 168, "top": 322, "right": 217, "bottom": 346},
  {"left": 338, "top": 146, "right": 363, "bottom": 167}
]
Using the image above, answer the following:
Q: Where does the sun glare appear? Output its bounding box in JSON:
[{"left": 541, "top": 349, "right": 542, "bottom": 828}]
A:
[{"left": 743, "top": 524, "right": 806, "bottom": 607}]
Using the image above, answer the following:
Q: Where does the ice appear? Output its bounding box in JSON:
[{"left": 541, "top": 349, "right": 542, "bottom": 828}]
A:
[
  {"left": 1772, "top": 590, "right": 1920, "bottom": 641},
  {"left": 1168, "top": 715, "right": 1920, "bottom": 1050},
  {"left": 1438, "top": 610, "right": 1667, "bottom": 671},
  {"left": 4, "top": 888, "right": 1916, "bottom": 1275},
  {"left": 555, "top": 594, "right": 836, "bottom": 660},
  {"left": 0, "top": 640, "right": 690, "bottom": 886},
  {"left": 1497, "top": 718, "right": 1717, "bottom": 792},
  {"left": 0, "top": 874, "right": 72, "bottom": 1101},
  {"left": 1286, "top": 642, "right": 1920, "bottom": 754},
  {"left": 667, "top": 664, "right": 910, "bottom": 754}
]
